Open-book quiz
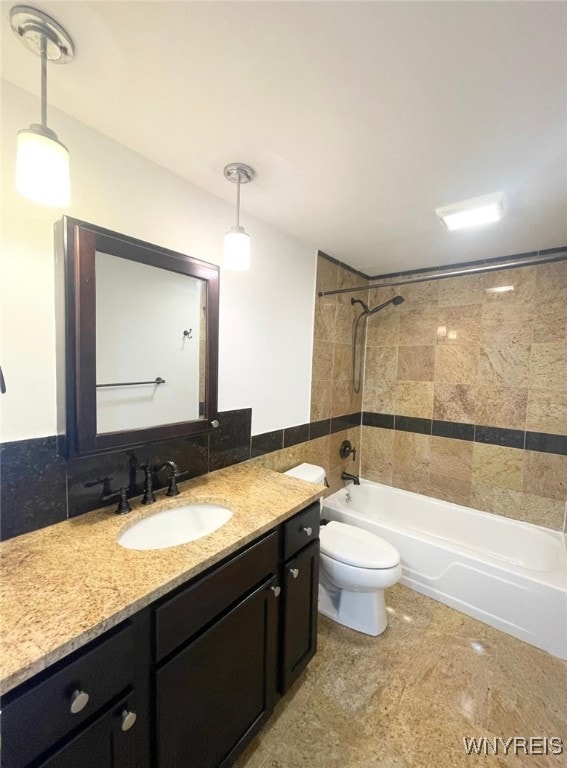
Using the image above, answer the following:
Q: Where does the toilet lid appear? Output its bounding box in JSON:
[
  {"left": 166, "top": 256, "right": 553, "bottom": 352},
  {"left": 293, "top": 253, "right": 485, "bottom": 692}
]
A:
[{"left": 320, "top": 521, "right": 400, "bottom": 569}]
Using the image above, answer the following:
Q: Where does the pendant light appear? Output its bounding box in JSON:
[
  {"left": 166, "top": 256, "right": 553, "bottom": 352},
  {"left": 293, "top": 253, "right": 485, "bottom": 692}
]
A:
[
  {"left": 10, "top": 6, "right": 74, "bottom": 207},
  {"left": 223, "top": 163, "right": 255, "bottom": 270}
]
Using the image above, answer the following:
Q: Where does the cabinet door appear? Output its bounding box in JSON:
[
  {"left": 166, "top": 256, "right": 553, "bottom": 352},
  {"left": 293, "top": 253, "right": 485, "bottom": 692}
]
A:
[
  {"left": 281, "top": 540, "right": 319, "bottom": 692},
  {"left": 38, "top": 692, "right": 145, "bottom": 768},
  {"left": 156, "top": 577, "right": 279, "bottom": 768}
]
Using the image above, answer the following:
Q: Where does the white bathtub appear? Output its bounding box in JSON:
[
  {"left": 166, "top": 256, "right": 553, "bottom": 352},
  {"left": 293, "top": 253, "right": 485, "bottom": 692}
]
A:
[{"left": 322, "top": 480, "right": 567, "bottom": 659}]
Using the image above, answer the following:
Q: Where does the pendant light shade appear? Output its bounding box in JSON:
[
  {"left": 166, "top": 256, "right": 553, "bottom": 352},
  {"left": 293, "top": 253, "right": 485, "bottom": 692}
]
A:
[
  {"left": 223, "top": 226, "right": 251, "bottom": 271},
  {"left": 10, "top": 6, "right": 74, "bottom": 208},
  {"left": 16, "top": 125, "right": 71, "bottom": 207},
  {"left": 223, "top": 163, "right": 255, "bottom": 271}
]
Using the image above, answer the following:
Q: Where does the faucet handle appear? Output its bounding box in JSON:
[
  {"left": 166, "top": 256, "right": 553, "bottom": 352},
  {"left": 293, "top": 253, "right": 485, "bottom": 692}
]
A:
[{"left": 116, "top": 488, "right": 132, "bottom": 515}]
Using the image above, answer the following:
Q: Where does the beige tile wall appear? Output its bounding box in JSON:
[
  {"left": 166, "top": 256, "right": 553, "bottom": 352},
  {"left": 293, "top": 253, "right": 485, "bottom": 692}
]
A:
[
  {"left": 307, "top": 254, "right": 368, "bottom": 491},
  {"left": 360, "top": 260, "right": 567, "bottom": 530}
]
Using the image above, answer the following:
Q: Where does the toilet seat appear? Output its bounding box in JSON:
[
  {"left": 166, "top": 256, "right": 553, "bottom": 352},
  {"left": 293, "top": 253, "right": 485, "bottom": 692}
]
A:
[{"left": 320, "top": 521, "right": 400, "bottom": 569}]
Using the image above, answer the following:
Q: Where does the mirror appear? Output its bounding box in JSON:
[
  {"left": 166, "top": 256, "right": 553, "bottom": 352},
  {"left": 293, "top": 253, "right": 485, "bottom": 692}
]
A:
[{"left": 55, "top": 217, "right": 219, "bottom": 457}]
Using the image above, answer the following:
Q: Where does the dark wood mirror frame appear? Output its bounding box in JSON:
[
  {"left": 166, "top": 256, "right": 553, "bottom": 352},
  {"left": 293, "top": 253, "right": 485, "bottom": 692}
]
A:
[{"left": 55, "top": 217, "right": 219, "bottom": 458}]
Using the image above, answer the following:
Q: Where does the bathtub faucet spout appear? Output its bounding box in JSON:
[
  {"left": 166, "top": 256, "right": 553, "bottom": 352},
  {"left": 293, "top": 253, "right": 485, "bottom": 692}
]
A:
[{"left": 342, "top": 471, "right": 360, "bottom": 486}]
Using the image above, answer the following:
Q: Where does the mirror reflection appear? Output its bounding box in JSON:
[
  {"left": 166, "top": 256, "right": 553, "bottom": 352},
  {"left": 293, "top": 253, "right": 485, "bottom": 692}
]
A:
[{"left": 95, "top": 251, "right": 207, "bottom": 433}]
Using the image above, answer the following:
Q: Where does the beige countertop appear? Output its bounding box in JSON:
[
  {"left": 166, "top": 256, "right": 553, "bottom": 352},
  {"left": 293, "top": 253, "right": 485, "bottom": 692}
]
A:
[{"left": 0, "top": 464, "right": 324, "bottom": 696}]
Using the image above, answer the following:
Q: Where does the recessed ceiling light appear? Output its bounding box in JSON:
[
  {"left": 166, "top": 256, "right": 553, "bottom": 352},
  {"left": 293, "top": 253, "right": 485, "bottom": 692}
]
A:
[{"left": 436, "top": 191, "right": 507, "bottom": 231}]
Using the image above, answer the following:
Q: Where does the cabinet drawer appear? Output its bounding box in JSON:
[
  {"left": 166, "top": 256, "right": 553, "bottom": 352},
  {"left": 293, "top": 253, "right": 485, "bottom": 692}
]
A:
[
  {"left": 283, "top": 503, "right": 320, "bottom": 560},
  {"left": 2, "top": 621, "right": 136, "bottom": 768},
  {"left": 156, "top": 531, "right": 278, "bottom": 661}
]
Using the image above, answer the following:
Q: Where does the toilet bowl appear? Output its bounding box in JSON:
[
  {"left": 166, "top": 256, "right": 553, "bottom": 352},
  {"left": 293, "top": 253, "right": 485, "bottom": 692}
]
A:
[{"left": 283, "top": 463, "right": 402, "bottom": 636}]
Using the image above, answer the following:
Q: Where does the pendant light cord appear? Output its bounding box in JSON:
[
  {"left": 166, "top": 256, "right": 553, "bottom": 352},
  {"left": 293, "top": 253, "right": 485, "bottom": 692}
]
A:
[
  {"left": 40, "top": 34, "right": 47, "bottom": 128},
  {"left": 235, "top": 176, "right": 241, "bottom": 228}
]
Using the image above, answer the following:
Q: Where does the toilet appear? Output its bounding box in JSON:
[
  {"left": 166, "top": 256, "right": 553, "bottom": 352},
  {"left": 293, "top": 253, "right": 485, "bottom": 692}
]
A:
[{"left": 284, "top": 463, "right": 402, "bottom": 636}]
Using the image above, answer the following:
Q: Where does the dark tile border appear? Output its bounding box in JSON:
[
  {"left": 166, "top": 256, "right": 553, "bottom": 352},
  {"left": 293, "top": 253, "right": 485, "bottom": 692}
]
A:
[
  {"left": 526, "top": 431, "right": 567, "bottom": 456},
  {"left": 475, "top": 426, "right": 525, "bottom": 449},
  {"left": 395, "top": 416, "right": 432, "bottom": 435},
  {"left": 251, "top": 429, "right": 283, "bottom": 458},
  {"left": 432, "top": 420, "right": 474, "bottom": 441},
  {"left": 363, "top": 411, "right": 566, "bottom": 455},
  {"left": 309, "top": 419, "right": 331, "bottom": 439},
  {"left": 283, "top": 423, "right": 310, "bottom": 448},
  {"left": 363, "top": 412, "right": 394, "bottom": 429}
]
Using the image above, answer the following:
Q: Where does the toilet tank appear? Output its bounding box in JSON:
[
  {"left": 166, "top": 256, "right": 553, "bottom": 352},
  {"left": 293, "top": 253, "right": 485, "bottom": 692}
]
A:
[
  {"left": 283, "top": 463, "right": 326, "bottom": 509},
  {"left": 284, "top": 462, "right": 326, "bottom": 485}
]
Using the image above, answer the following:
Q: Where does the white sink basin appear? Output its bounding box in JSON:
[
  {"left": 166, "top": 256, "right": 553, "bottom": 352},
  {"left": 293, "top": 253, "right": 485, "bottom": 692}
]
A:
[{"left": 117, "top": 503, "right": 233, "bottom": 550}]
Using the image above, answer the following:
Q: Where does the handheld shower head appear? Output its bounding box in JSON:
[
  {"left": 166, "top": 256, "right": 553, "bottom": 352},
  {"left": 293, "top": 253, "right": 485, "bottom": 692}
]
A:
[{"left": 392, "top": 295, "right": 405, "bottom": 305}]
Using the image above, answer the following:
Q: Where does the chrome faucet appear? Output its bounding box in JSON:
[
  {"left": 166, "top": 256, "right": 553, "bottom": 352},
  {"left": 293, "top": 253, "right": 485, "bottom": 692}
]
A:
[{"left": 341, "top": 471, "right": 360, "bottom": 486}]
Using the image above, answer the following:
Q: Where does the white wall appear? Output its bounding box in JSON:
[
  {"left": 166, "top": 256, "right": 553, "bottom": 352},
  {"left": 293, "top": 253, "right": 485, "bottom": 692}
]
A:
[{"left": 0, "top": 81, "right": 316, "bottom": 442}]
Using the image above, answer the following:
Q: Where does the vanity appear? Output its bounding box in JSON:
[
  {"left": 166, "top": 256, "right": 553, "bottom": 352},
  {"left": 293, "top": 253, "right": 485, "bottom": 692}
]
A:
[{"left": 0, "top": 465, "right": 323, "bottom": 768}]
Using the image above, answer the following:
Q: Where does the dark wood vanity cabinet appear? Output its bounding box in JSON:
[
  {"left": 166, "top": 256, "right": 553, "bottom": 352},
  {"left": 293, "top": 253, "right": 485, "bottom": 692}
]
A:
[
  {"left": 2, "top": 504, "right": 320, "bottom": 768},
  {"left": 154, "top": 531, "right": 280, "bottom": 768},
  {"left": 280, "top": 503, "right": 320, "bottom": 692},
  {"left": 1, "top": 616, "right": 150, "bottom": 768}
]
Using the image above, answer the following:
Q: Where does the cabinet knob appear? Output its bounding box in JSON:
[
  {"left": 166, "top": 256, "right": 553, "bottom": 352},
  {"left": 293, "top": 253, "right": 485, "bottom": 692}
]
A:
[
  {"left": 70, "top": 689, "right": 90, "bottom": 714},
  {"left": 121, "top": 710, "right": 137, "bottom": 732},
  {"left": 301, "top": 525, "right": 313, "bottom": 536},
  {"left": 289, "top": 568, "right": 299, "bottom": 579},
  {"left": 269, "top": 585, "right": 281, "bottom": 597},
  {"left": 210, "top": 419, "right": 220, "bottom": 428}
]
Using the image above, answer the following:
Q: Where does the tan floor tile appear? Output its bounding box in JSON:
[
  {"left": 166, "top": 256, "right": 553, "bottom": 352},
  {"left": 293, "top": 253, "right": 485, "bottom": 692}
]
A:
[{"left": 239, "top": 586, "right": 567, "bottom": 768}]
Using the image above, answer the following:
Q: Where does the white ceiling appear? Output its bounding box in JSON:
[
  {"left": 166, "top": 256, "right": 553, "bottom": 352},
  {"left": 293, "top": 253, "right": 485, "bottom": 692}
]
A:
[{"left": 2, "top": 1, "right": 566, "bottom": 274}]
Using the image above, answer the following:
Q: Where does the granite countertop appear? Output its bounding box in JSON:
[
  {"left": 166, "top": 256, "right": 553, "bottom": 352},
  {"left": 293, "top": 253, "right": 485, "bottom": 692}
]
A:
[{"left": 0, "top": 464, "right": 324, "bottom": 696}]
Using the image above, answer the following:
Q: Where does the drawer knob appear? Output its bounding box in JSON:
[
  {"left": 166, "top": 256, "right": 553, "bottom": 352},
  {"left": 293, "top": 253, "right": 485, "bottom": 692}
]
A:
[
  {"left": 269, "top": 585, "right": 281, "bottom": 597},
  {"left": 121, "top": 710, "right": 137, "bottom": 732},
  {"left": 70, "top": 689, "right": 90, "bottom": 714},
  {"left": 301, "top": 525, "right": 313, "bottom": 536},
  {"left": 289, "top": 568, "right": 299, "bottom": 579}
]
